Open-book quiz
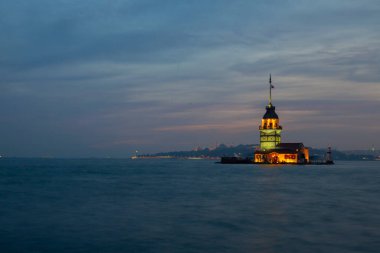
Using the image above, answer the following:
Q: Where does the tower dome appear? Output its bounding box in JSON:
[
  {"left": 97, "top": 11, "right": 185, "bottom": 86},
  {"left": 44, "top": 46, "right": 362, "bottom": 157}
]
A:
[{"left": 263, "top": 104, "right": 278, "bottom": 119}]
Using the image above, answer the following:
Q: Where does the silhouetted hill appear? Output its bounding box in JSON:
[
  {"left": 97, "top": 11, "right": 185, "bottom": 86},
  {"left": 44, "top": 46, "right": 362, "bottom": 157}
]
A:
[
  {"left": 154, "top": 144, "right": 257, "bottom": 158},
  {"left": 151, "top": 144, "right": 378, "bottom": 161}
]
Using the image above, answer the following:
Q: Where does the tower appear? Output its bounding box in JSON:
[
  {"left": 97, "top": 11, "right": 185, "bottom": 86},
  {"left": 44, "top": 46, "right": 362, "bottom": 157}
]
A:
[
  {"left": 259, "top": 74, "right": 282, "bottom": 150},
  {"left": 325, "top": 147, "right": 333, "bottom": 164}
]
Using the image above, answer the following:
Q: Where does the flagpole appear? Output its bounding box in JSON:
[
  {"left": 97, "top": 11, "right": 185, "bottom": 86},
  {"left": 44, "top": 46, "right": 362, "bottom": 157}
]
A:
[{"left": 269, "top": 74, "right": 272, "bottom": 106}]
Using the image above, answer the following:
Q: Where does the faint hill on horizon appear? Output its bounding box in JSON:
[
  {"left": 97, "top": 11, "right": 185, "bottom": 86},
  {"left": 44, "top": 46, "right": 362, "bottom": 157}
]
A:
[
  {"left": 154, "top": 144, "right": 257, "bottom": 158},
  {"left": 150, "top": 144, "right": 378, "bottom": 161}
]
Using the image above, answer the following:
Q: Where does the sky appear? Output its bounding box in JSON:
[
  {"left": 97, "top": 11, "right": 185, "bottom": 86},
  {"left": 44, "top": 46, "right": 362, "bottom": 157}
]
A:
[{"left": 0, "top": 0, "right": 379, "bottom": 157}]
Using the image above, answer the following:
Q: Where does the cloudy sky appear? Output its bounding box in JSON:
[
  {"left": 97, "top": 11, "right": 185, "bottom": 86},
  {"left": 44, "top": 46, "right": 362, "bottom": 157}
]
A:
[{"left": 0, "top": 0, "right": 379, "bottom": 157}]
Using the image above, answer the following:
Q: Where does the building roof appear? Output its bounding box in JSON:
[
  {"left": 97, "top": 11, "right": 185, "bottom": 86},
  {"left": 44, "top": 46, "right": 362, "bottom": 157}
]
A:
[
  {"left": 263, "top": 104, "right": 279, "bottom": 119},
  {"left": 277, "top": 143, "right": 304, "bottom": 149},
  {"left": 255, "top": 143, "right": 305, "bottom": 155},
  {"left": 255, "top": 149, "right": 298, "bottom": 155}
]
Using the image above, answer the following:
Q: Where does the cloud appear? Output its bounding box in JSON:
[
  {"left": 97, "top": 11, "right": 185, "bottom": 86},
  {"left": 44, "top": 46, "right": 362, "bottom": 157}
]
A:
[{"left": 0, "top": 0, "right": 379, "bottom": 156}]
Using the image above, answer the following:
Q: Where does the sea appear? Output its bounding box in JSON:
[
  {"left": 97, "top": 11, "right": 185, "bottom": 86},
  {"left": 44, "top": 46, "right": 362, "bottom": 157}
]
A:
[{"left": 0, "top": 158, "right": 379, "bottom": 253}]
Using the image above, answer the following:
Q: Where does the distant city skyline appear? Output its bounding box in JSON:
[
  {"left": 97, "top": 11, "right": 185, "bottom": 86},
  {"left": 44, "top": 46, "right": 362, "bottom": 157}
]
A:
[{"left": 0, "top": 0, "right": 379, "bottom": 157}]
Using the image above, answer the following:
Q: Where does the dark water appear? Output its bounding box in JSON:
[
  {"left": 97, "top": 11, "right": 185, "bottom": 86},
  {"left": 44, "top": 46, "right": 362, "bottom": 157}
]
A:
[{"left": 0, "top": 159, "right": 379, "bottom": 253}]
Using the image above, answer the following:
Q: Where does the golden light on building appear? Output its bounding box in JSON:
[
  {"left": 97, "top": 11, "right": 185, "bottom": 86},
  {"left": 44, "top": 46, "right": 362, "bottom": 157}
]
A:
[{"left": 254, "top": 75, "right": 310, "bottom": 164}]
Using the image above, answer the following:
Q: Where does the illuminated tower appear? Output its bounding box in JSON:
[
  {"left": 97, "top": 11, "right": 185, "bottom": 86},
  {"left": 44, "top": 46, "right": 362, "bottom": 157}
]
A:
[{"left": 259, "top": 74, "right": 282, "bottom": 150}]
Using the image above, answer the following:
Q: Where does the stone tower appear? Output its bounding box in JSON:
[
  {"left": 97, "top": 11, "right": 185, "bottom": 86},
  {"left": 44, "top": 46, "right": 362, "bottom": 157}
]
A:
[{"left": 259, "top": 75, "right": 282, "bottom": 150}]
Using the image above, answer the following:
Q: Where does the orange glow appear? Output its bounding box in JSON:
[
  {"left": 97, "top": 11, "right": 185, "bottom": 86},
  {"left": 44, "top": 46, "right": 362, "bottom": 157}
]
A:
[
  {"left": 254, "top": 152, "right": 299, "bottom": 164},
  {"left": 278, "top": 153, "right": 298, "bottom": 163},
  {"left": 260, "top": 119, "right": 281, "bottom": 129},
  {"left": 304, "top": 148, "right": 310, "bottom": 162}
]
